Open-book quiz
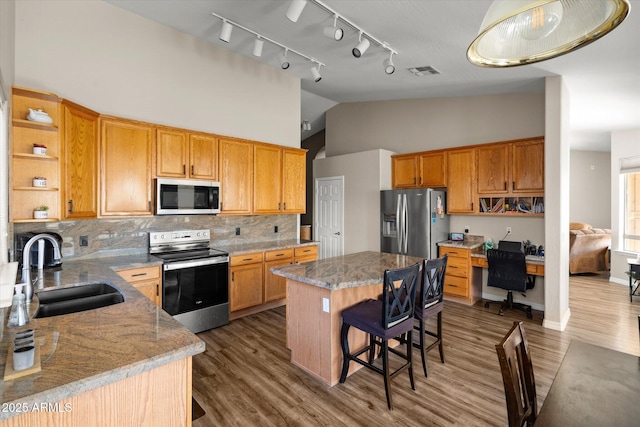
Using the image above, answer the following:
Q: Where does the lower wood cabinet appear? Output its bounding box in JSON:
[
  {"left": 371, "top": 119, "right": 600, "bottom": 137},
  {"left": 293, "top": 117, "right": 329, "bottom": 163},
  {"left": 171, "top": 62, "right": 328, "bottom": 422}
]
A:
[
  {"left": 439, "top": 245, "right": 481, "bottom": 305},
  {"left": 230, "top": 245, "right": 318, "bottom": 316},
  {"left": 116, "top": 265, "right": 162, "bottom": 307}
]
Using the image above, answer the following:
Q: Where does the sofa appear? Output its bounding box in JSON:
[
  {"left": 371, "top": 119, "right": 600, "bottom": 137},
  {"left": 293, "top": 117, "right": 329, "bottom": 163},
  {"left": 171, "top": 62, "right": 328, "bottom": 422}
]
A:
[{"left": 569, "top": 222, "right": 611, "bottom": 274}]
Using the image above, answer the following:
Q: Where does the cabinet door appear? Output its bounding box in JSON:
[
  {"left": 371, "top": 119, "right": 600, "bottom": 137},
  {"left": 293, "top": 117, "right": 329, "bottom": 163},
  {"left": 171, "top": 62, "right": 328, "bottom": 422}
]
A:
[
  {"left": 513, "top": 140, "right": 544, "bottom": 192},
  {"left": 219, "top": 138, "right": 253, "bottom": 214},
  {"left": 264, "top": 249, "right": 294, "bottom": 302},
  {"left": 156, "top": 128, "right": 188, "bottom": 178},
  {"left": 392, "top": 155, "right": 418, "bottom": 188},
  {"left": 116, "top": 266, "right": 162, "bottom": 307},
  {"left": 100, "top": 118, "right": 154, "bottom": 216},
  {"left": 229, "top": 263, "right": 263, "bottom": 311},
  {"left": 133, "top": 280, "right": 161, "bottom": 307},
  {"left": 477, "top": 144, "right": 509, "bottom": 194},
  {"left": 419, "top": 151, "right": 447, "bottom": 187},
  {"left": 254, "top": 144, "right": 282, "bottom": 214},
  {"left": 189, "top": 133, "right": 218, "bottom": 180},
  {"left": 61, "top": 100, "right": 99, "bottom": 219},
  {"left": 447, "top": 149, "right": 476, "bottom": 213},
  {"left": 282, "top": 148, "right": 306, "bottom": 213}
]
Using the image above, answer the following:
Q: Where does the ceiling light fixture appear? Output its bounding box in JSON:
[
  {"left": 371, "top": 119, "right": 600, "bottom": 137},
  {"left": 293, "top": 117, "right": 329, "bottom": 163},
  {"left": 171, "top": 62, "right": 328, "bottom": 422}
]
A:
[
  {"left": 286, "top": 0, "right": 308, "bottom": 23},
  {"left": 310, "top": 64, "right": 322, "bottom": 82},
  {"left": 219, "top": 19, "right": 233, "bottom": 43},
  {"left": 352, "top": 32, "right": 370, "bottom": 58},
  {"left": 323, "top": 15, "right": 344, "bottom": 41},
  {"left": 383, "top": 52, "right": 395, "bottom": 74},
  {"left": 211, "top": 12, "right": 324, "bottom": 78},
  {"left": 279, "top": 49, "right": 290, "bottom": 69},
  {"left": 467, "top": 0, "right": 630, "bottom": 67},
  {"left": 252, "top": 36, "right": 264, "bottom": 57}
]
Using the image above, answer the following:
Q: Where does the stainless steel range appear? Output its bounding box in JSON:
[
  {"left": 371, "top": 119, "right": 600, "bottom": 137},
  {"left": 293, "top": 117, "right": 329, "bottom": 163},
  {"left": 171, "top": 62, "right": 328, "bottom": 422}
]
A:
[{"left": 149, "top": 229, "right": 229, "bottom": 333}]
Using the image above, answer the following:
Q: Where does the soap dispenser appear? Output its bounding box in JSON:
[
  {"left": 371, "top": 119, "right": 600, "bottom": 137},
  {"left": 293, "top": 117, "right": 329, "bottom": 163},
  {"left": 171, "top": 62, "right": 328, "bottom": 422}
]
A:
[{"left": 8, "top": 284, "right": 29, "bottom": 328}]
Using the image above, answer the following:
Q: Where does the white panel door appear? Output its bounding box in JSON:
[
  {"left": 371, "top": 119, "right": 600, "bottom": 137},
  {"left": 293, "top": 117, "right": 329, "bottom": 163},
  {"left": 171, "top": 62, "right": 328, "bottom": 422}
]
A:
[{"left": 315, "top": 176, "right": 344, "bottom": 259}]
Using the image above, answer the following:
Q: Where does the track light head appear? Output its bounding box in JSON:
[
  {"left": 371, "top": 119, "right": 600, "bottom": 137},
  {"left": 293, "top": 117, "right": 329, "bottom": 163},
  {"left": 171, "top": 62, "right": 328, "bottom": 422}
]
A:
[
  {"left": 279, "top": 50, "right": 290, "bottom": 70},
  {"left": 219, "top": 19, "right": 233, "bottom": 43},
  {"left": 323, "top": 15, "right": 344, "bottom": 41},
  {"left": 286, "top": 0, "right": 307, "bottom": 23},
  {"left": 352, "top": 34, "right": 370, "bottom": 58},
  {"left": 310, "top": 64, "right": 322, "bottom": 82},
  {"left": 252, "top": 37, "right": 264, "bottom": 57},
  {"left": 383, "top": 54, "right": 395, "bottom": 75}
]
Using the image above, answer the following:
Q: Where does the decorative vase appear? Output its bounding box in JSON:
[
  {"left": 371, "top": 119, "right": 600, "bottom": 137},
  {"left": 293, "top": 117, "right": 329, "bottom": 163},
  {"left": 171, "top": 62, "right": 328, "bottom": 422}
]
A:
[
  {"left": 32, "top": 146, "right": 47, "bottom": 155},
  {"left": 32, "top": 178, "right": 47, "bottom": 187},
  {"left": 33, "top": 210, "right": 48, "bottom": 219}
]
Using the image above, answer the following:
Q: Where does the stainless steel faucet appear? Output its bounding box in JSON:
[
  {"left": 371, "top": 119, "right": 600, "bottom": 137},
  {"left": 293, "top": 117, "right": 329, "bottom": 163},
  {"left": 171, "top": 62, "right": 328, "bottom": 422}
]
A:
[{"left": 21, "top": 233, "right": 62, "bottom": 301}]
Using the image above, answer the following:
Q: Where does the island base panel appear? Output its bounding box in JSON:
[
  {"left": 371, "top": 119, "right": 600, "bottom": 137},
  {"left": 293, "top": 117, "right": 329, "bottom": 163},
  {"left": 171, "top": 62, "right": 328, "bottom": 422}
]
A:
[
  {"left": 287, "top": 279, "right": 387, "bottom": 386},
  {"left": 1, "top": 357, "right": 192, "bottom": 427}
]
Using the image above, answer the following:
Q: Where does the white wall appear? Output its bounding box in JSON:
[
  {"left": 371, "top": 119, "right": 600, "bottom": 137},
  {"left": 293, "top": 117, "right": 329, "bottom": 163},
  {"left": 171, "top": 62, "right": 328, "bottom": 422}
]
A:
[
  {"left": 326, "top": 93, "right": 545, "bottom": 156},
  {"left": 313, "top": 149, "right": 394, "bottom": 255},
  {"left": 610, "top": 129, "right": 640, "bottom": 283},
  {"left": 0, "top": 0, "right": 15, "bottom": 92},
  {"left": 14, "top": 0, "right": 300, "bottom": 147},
  {"left": 570, "top": 150, "right": 611, "bottom": 228}
]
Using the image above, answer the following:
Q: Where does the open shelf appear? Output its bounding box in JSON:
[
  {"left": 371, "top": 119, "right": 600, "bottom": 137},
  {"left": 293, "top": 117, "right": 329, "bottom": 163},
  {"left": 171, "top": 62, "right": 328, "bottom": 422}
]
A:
[
  {"left": 479, "top": 196, "right": 544, "bottom": 216},
  {"left": 12, "top": 118, "right": 58, "bottom": 132}
]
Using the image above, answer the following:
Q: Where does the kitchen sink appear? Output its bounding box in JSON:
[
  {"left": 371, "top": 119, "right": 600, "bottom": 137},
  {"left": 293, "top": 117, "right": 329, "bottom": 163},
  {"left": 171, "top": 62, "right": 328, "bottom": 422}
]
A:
[{"left": 35, "top": 283, "right": 125, "bottom": 318}]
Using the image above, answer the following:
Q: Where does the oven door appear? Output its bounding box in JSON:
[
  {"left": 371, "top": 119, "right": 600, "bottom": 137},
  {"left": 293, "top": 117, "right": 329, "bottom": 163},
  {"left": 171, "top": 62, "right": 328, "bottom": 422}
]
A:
[{"left": 162, "top": 257, "right": 228, "bottom": 317}]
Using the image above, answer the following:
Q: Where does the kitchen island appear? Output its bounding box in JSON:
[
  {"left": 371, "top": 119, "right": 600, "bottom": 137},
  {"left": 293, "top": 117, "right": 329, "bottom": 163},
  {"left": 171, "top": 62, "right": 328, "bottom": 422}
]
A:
[
  {"left": 270, "top": 251, "right": 423, "bottom": 386},
  {"left": 0, "top": 255, "right": 204, "bottom": 426}
]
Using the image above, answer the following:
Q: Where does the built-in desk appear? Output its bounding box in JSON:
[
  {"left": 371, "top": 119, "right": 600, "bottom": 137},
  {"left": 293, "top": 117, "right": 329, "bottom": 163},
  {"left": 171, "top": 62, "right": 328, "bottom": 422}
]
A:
[{"left": 470, "top": 253, "right": 545, "bottom": 276}]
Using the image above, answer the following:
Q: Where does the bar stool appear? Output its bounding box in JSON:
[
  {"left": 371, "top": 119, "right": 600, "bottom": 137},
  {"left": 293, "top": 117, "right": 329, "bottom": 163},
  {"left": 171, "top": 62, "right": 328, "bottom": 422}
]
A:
[{"left": 338, "top": 262, "right": 420, "bottom": 410}]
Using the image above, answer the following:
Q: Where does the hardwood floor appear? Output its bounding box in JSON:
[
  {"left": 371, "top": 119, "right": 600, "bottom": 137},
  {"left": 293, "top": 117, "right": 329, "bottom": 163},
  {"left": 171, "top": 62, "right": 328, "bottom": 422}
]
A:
[{"left": 192, "top": 274, "right": 640, "bottom": 426}]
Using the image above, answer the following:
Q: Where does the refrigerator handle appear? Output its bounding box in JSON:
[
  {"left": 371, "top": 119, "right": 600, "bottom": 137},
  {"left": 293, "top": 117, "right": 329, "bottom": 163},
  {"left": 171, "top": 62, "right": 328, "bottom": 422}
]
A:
[
  {"left": 396, "top": 194, "right": 402, "bottom": 253},
  {"left": 403, "top": 194, "right": 409, "bottom": 254}
]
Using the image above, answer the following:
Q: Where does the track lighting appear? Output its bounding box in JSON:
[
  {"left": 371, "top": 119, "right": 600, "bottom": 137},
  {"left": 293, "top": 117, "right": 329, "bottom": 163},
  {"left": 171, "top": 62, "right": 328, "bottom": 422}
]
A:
[
  {"left": 383, "top": 53, "right": 395, "bottom": 75},
  {"left": 302, "top": 121, "right": 311, "bottom": 131},
  {"left": 310, "top": 64, "right": 322, "bottom": 82},
  {"left": 252, "top": 36, "right": 264, "bottom": 57},
  {"left": 286, "top": 0, "right": 308, "bottom": 23},
  {"left": 352, "top": 33, "right": 370, "bottom": 58},
  {"left": 323, "top": 15, "right": 343, "bottom": 41},
  {"left": 279, "top": 50, "right": 290, "bottom": 69},
  {"left": 219, "top": 19, "right": 233, "bottom": 43}
]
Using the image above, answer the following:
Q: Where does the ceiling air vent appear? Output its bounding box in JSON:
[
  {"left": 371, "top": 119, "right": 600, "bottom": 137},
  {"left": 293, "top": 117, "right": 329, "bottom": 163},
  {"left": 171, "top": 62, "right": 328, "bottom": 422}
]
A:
[{"left": 408, "top": 66, "right": 441, "bottom": 76}]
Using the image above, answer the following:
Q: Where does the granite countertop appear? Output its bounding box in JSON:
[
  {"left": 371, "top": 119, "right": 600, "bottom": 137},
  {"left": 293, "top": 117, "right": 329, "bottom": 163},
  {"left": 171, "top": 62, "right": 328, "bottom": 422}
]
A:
[
  {"left": 0, "top": 254, "right": 204, "bottom": 421},
  {"left": 438, "top": 236, "right": 484, "bottom": 250},
  {"left": 216, "top": 239, "right": 318, "bottom": 256},
  {"left": 270, "top": 251, "right": 424, "bottom": 290}
]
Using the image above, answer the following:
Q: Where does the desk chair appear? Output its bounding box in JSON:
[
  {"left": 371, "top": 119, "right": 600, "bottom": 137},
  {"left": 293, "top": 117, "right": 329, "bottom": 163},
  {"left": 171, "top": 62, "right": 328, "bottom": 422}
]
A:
[
  {"left": 496, "top": 321, "right": 537, "bottom": 427},
  {"left": 484, "top": 249, "right": 534, "bottom": 318},
  {"left": 339, "top": 262, "right": 420, "bottom": 410}
]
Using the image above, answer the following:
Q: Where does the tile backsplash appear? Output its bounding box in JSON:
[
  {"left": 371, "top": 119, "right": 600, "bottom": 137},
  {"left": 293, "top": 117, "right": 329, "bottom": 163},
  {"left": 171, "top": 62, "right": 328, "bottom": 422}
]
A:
[{"left": 11, "top": 215, "right": 298, "bottom": 261}]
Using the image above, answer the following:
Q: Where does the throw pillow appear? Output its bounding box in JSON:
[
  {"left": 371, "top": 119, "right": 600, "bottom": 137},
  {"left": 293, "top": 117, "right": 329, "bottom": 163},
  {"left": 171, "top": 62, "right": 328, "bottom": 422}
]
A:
[{"left": 569, "top": 222, "right": 592, "bottom": 230}]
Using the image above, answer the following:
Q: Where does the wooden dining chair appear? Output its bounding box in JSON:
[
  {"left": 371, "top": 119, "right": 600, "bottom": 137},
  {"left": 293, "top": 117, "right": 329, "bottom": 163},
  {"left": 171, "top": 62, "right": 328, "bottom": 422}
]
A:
[
  {"left": 495, "top": 321, "right": 537, "bottom": 427},
  {"left": 339, "top": 262, "right": 420, "bottom": 410}
]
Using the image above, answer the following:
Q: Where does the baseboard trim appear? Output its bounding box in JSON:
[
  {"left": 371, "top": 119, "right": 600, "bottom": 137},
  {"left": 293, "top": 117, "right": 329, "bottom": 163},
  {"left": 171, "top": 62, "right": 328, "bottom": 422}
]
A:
[{"left": 542, "top": 307, "right": 571, "bottom": 331}]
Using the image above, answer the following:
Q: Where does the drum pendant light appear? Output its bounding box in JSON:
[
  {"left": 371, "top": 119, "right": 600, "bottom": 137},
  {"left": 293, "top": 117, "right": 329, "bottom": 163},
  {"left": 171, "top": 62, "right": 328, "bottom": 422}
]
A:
[{"left": 467, "top": 0, "right": 630, "bottom": 67}]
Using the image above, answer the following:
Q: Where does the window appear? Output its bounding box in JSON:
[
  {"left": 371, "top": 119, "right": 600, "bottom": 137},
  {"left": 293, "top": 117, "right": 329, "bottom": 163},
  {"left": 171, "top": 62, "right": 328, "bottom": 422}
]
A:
[{"left": 624, "top": 171, "right": 640, "bottom": 253}]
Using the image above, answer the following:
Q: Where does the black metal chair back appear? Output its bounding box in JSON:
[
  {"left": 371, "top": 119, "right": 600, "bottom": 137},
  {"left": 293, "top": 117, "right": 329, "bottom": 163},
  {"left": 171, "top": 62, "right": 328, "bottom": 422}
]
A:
[
  {"left": 418, "top": 255, "right": 447, "bottom": 311},
  {"left": 382, "top": 263, "right": 420, "bottom": 329}
]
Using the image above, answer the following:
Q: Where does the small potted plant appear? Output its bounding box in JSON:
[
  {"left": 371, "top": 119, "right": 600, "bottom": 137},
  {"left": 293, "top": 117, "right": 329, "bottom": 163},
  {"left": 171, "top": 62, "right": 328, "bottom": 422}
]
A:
[
  {"left": 33, "top": 205, "right": 49, "bottom": 219},
  {"left": 32, "top": 144, "right": 47, "bottom": 155},
  {"left": 32, "top": 176, "right": 47, "bottom": 187}
]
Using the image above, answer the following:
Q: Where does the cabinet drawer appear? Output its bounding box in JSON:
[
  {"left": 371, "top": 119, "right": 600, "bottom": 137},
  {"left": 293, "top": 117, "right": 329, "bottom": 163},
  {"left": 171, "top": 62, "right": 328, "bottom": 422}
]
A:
[
  {"left": 294, "top": 245, "right": 318, "bottom": 259},
  {"left": 444, "top": 275, "right": 468, "bottom": 297},
  {"left": 230, "top": 252, "right": 264, "bottom": 266},
  {"left": 265, "top": 248, "right": 294, "bottom": 262},
  {"left": 117, "top": 265, "right": 161, "bottom": 283},
  {"left": 446, "top": 256, "right": 469, "bottom": 277},
  {"left": 439, "top": 246, "right": 470, "bottom": 258}
]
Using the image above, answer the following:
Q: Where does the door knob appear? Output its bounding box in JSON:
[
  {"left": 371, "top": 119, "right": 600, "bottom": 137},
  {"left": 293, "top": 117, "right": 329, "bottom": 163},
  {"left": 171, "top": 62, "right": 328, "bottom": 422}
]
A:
[{"left": 334, "top": 232, "right": 341, "bottom": 235}]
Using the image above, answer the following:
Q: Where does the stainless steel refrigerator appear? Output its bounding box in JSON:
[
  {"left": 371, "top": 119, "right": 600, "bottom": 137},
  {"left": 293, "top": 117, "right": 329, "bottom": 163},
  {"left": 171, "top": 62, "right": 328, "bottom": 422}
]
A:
[{"left": 380, "top": 188, "right": 450, "bottom": 258}]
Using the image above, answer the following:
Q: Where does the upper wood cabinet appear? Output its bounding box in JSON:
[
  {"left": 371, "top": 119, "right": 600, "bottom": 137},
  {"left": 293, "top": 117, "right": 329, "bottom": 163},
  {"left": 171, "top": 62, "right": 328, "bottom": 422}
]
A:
[
  {"left": 392, "top": 151, "right": 446, "bottom": 188},
  {"left": 447, "top": 148, "right": 476, "bottom": 214},
  {"left": 513, "top": 138, "right": 544, "bottom": 192},
  {"left": 156, "top": 128, "right": 218, "bottom": 180},
  {"left": 9, "top": 87, "right": 61, "bottom": 222},
  {"left": 253, "top": 145, "right": 306, "bottom": 214},
  {"left": 219, "top": 138, "right": 253, "bottom": 214},
  {"left": 100, "top": 117, "right": 154, "bottom": 216},
  {"left": 60, "top": 100, "right": 99, "bottom": 219},
  {"left": 477, "top": 144, "right": 510, "bottom": 194},
  {"left": 282, "top": 148, "right": 306, "bottom": 213}
]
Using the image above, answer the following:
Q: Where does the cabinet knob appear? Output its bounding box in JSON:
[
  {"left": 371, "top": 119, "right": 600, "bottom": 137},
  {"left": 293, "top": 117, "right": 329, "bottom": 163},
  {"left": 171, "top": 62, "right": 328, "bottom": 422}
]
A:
[
  {"left": 183, "top": 164, "right": 186, "bottom": 174},
  {"left": 191, "top": 165, "right": 194, "bottom": 175},
  {"left": 68, "top": 200, "right": 73, "bottom": 214}
]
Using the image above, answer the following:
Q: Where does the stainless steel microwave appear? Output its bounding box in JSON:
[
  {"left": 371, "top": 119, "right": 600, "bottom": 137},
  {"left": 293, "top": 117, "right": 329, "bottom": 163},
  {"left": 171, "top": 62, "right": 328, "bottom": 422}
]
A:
[{"left": 155, "top": 178, "right": 221, "bottom": 215}]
